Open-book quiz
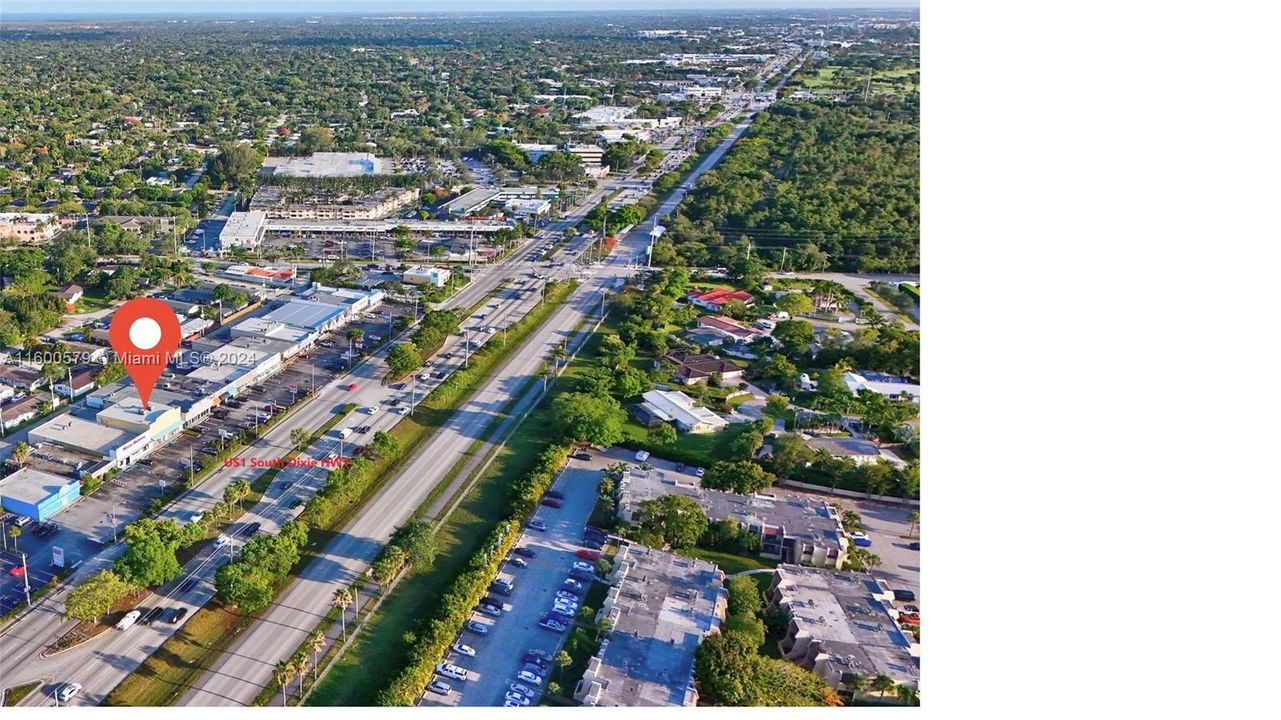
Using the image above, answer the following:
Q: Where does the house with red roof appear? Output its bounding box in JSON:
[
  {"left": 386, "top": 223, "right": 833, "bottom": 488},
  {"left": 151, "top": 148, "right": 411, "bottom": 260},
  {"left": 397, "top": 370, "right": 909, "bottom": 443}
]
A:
[{"left": 686, "top": 287, "right": 755, "bottom": 312}]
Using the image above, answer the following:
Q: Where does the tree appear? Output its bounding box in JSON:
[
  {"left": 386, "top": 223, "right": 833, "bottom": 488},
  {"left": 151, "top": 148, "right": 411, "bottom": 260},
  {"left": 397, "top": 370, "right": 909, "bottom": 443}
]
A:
[
  {"left": 896, "top": 683, "right": 918, "bottom": 705},
  {"left": 63, "top": 570, "right": 132, "bottom": 624},
  {"left": 906, "top": 510, "right": 919, "bottom": 538},
  {"left": 113, "top": 518, "right": 188, "bottom": 588},
  {"left": 7, "top": 525, "right": 20, "bottom": 552},
  {"left": 386, "top": 342, "right": 423, "bottom": 377},
  {"left": 390, "top": 520, "right": 437, "bottom": 569},
  {"left": 96, "top": 360, "right": 127, "bottom": 386},
  {"left": 308, "top": 630, "right": 326, "bottom": 681},
  {"left": 299, "top": 126, "right": 335, "bottom": 154},
  {"left": 291, "top": 427, "right": 312, "bottom": 451},
  {"left": 12, "top": 441, "right": 30, "bottom": 466},
  {"left": 554, "top": 649, "right": 573, "bottom": 682},
  {"left": 208, "top": 142, "right": 262, "bottom": 189},
  {"left": 332, "top": 587, "right": 353, "bottom": 638},
  {"left": 872, "top": 674, "right": 896, "bottom": 698},
  {"left": 293, "top": 654, "right": 311, "bottom": 696},
  {"left": 768, "top": 433, "right": 812, "bottom": 478},
  {"left": 844, "top": 673, "right": 868, "bottom": 698},
  {"left": 764, "top": 394, "right": 791, "bottom": 418},
  {"left": 646, "top": 422, "right": 677, "bottom": 447},
  {"left": 702, "top": 460, "right": 776, "bottom": 495},
  {"left": 775, "top": 293, "right": 814, "bottom": 315},
  {"left": 223, "top": 479, "right": 251, "bottom": 510},
  {"left": 598, "top": 334, "right": 635, "bottom": 370},
  {"left": 773, "top": 319, "right": 815, "bottom": 356},
  {"left": 275, "top": 659, "right": 293, "bottom": 706},
  {"left": 633, "top": 494, "right": 708, "bottom": 549},
  {"left": 550, "top": 392, "right": 626, "bottom": 446},
  {"left": 725, "top": 575, "right": 763, "bottom": 617},
  {"left": 756, "top": 354, "right": 798, "bottom": 389},
  {"left": 693, "top": 629, "right": 760, "bottom": 705}
]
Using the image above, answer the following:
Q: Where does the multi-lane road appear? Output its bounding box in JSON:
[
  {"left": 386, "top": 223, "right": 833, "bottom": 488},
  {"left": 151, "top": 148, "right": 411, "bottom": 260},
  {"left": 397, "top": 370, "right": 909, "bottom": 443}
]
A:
[{"left": 5, "top": 52, "right": 794, "bottom": 708}]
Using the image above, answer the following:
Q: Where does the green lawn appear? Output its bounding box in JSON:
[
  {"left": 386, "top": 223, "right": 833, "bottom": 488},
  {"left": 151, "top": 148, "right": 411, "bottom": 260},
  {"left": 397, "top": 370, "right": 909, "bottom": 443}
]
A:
[
  {"left": 619, "top": 419, "right": 753, "bottom": 469},
  {"left": 3, "top": 681, "right": 40, "bottom": 707},
  {"left": 677, "top": 547, "right": 777, "bottom": 576}
]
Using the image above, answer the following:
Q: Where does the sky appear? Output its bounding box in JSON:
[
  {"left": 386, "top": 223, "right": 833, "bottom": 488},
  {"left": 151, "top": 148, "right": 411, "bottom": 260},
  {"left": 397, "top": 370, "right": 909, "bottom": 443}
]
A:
[{"left": 3, "top": 0, "right": 917, "bottom": 19}]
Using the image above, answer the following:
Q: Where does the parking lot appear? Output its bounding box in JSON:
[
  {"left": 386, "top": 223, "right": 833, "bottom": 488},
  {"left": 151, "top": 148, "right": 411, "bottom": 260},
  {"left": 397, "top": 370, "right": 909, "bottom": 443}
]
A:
[{"left": 421, "top": 451, "right": 610, "bottom": 707}]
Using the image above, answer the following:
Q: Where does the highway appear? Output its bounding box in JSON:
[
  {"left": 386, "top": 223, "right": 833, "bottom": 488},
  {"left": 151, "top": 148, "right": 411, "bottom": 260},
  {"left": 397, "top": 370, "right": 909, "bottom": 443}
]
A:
[{"left": 5, "top": 50, "right": 794, "bottom": 707}]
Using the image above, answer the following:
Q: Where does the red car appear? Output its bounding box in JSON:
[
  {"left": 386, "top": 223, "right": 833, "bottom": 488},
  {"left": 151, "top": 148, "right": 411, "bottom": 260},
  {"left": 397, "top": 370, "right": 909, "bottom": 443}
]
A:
[
  {"left": 346, "top": 383, "right": 358, "bottom": 391},
  {"left": 575, "top": 549, "right": 601, "bottom": 561},
  {"left": 540, "top": 497, "right": 562, "bottom": 508},
  {"left": 8, "top": 565, "right": 23, "bottom": 577},
  {"left": 897, "top": 612, "right": 921, "bottom": 627}
]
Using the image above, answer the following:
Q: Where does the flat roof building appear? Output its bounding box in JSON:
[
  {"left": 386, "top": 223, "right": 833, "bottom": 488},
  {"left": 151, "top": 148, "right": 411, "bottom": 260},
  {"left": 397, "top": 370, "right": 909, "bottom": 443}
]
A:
[
  {"left": 767, "top": 565, "right": 919, "bottom": 690},
  {"left": 402, "top": 265, "right": 451, "bottom": 288},
  {"left": 617, "top": 467, "right": 849, "bottom": 568},
  {"left": 261, "top": 152, "right": 389, "bottom": 177},
  {"left": 220, "top": 210, "right": 268, "bottom": 249},
  {"left": 0, "top": 467, "right": 81, "bottom": 521},
  {"left": 28, "top": 415, "right": 147, "bottom": 468},
  {"left": 575, "top": 542, "right": 726, "bottom": 707},
  {"left": 259, "top": 299, "right": 346, "bottom": 333},
  {"left": 843, "top": 371, "right": 920, "bottom": 404},
  {"left": 440, "top": 188, "right": 501, "bottom": 217}
]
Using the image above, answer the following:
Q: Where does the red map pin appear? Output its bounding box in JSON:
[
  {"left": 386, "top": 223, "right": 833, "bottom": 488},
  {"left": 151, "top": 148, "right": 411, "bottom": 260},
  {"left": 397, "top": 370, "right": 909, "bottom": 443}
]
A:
[{"left": 108, "top": 298, "right": 182, "bottom": 410}]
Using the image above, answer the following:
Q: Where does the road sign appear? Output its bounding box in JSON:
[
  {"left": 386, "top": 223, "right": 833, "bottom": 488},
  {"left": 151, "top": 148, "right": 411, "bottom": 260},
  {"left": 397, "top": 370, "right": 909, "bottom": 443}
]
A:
[
  {"left": 289, "top": 384, "right": 298, "bottom": 394},
  {"left": 52, "top": 546, "right": 65, "bottom": 568}
]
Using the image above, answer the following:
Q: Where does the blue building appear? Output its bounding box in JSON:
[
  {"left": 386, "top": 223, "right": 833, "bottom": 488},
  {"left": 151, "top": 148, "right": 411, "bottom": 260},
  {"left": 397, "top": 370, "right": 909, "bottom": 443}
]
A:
[{"left": 0, "top": 467, "right": 81, "bottom": 521}]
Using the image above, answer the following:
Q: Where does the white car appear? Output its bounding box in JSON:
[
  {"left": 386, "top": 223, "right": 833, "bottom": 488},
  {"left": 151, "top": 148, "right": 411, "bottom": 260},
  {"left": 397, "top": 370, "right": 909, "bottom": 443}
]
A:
[
  {"left": 516, "top": 669, "right": 543, "bottom": 685},
  {"left": 363, "top": 406, "right": 379, "bottom": 414},
  {"left": 427, "top": 680, "right": 452, "bottom": 696},
  {"left": 189, "top": 510, "right": 205, "bottom": 523},
  {"left": 847, "top": 531, "right": 869, "bottom": 541},
  {"left": 393, "top": 407, "right": 409, "bottom": 415},
  {"left": 115, "top": 610, "right": 142, "bottom": 631},
  {"left": 214, "top": 535, "right": 231, "bottom": 549},
  {"left": 504, "top": 691, "right": 531, "bottom": 706},
  {"left": 56, "top": 682, "right": 82, "bottom": 703},
  {"left": 452, "top": 642, "right": 476, "bottom": 657}
]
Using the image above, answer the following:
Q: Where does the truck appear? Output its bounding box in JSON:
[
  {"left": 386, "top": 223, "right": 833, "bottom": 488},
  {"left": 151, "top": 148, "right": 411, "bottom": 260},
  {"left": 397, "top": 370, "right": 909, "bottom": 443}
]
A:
[{"left": 333, "top": 428, "right": 352, "bottom": 440}]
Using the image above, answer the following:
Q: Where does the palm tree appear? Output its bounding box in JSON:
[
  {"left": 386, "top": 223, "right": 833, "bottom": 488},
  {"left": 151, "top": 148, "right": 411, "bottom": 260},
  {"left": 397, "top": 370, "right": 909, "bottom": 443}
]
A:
[
  {"left": 12, "top": 441, "right": 31, "bottom": 466},
  {"left": 905, "top": 511, "right": 919, "bottom": 539},
  {"left": 222, "top": 479, "right": 250, "bottom": 510},
  {"left": 844, "top": 673, "right": 868, "bottom": 698},
  {"left": 554, "top": 649, "right": 573, "bottom": 682},
  {"left": 293, "top": 654, "right": 310, "bottom": 695},
  {"left": 896, "top": 684, "right": 919, "bottom": 706},
  {"left": 308, "top": 630, "right": 326, "bottom": 681},
  {"left": 871, "top": 674, "right": 895, "bottom": 698},
  {"left": 332, "top": 587, "right": 353, "bottom": 638},
  {"left": 7, "top": 525, "right": 20, "bottom": 552},
  {"left": 275, "top": 659, "right": 292, "bottom": 706}
]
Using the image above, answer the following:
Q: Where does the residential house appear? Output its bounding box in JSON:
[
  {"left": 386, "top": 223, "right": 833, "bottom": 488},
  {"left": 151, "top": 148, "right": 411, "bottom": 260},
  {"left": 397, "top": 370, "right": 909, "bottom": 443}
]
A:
[
  {"left": 55, "top": 284, "right": 84, "bottom": 309},
  {"left": 635, "top": 389, "right": 728, "bottom": 434},
  {"left": 686, "top": 287, "right": 755, "bottom": 312},
  {"left": 660, "top": 351, "right": 744, "bottom": 386}
]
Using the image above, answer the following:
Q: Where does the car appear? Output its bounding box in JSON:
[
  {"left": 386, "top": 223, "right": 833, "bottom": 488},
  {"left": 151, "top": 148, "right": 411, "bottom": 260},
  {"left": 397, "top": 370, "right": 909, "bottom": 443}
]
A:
[
  {"left": 452, "top": 642, "right": 476, "bottom": 657},
  {"left": 346, "top": 383, "right": 358, "bottom": 391},
  {"left": 575, "top": 549, "right": 601, "bottom": 561},
  {"left": 553, "top": 598, "right": 579, "bottom": 611},
  {"left": 538, "top": 617, "right": 567, "bottom": 632},
  {"left": 898, "top": 611, "right": 921, "bottom": 627},
  {"left": 522, "top": 655, "right": 549, "bottom": 671},
  {"left": 428, "top": 679, "right": 452, "bottom": 696},
  {"left": 525, "top": 648, "right": 552, "bottom": 662},
  {"left": 675, "top": 462, "right": 685, "bottom": 472},
  {"left": 115, "top": 609, "right": 142, "bottom": 630},
  {"left": 504, "top": 691, "right": 531, "bottom": 706},
  {"left": 243, "top": 521, "right": 262, "bottom": 537},
  {"left": 56, "top": 682, "right": 82, "bottom": 703},
  {"left": 514, "top": 546, "right": 537, "bottom": 558},
  {"left": 214, "top": 535, "right": 231, "bottom": 548},
  {"left": 140, "top": 606, "right": 165, "bottom": 625},
  {"left": 363, "top": 406, "right": 378, "bottom": 414},
  {"left": 634, "top": 450, "right": 650, "bottom": 463},
  {"left": 510, "top": 682, "right": 537, "bottom": 697},
  {"left": 908, "top": 542, "right": 921, "bottom": 551},
  {"left": 289, "top": 498, "right": 305, "bottom": 510},
  {"left": 556, "top": 590, "right": 580, "bottom": 603},
  {"left": 392, "top": 407, "right": 409, "bottom": 415},
  {"left": 571, "top": 452, "right": 591, "bottom": 461},
  {"left": 527, "top": 519, "right": 547, "bottom": 531},
  {"left": 544, "top": 490, "right": 565, "bottom": 500},
  {"left": 477, "top": 603, "right": 501, "bottom": 617},
  {"left": 562, "top": 578, "right": 585, "bottom": 592},
  {"left": 179, "top": 577, "right": 198, "bottom": 593},
  {"left": 847, "top": 531, "right": 869, "bottom": 541},
  {"left": 508, "top": 557, "right": 528, "bottom": 568},
  {"left": 572, "top": 560, "right": 595, "bottom": 573},
  {"left": 553, "top": 604, "right": 579, "bottom": 617},
  {"left": 436, "top": 662, "right": 469, "bottom": 681},
  {"left": 516, "top": 669, "right": 543, "bottom": 685},
  {"left": 893, "top": 589, "right": 917, "bottom": 603},
  {"left": 8, "top": 565, "right": 24, "bottom": 577},
  {"left": 169, "top": 607, "right": 189, "bottom": 624},
  {"left": 465, "top": 620, "right": 489, "bottom": 634},
  {"left": 853, "top": 537, "right": 873, "bottom": 548},
  {"left": 489, "top": 581, "right": 512, "bottom": 596},
  {"left": 540, "top": 497, "right": 562, "bottom": 508},
  {"left": 582, "top": 536, "right": 605, "bottom": 550},
  {"left": 694, "top": 467, "right": 705, "bottom": 477}
]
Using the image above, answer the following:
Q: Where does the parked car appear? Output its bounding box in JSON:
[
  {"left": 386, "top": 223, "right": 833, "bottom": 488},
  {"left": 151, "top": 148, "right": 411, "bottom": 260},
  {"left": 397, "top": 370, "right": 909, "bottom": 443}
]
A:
[
  {"left": 514, "top": 546, "right": 537, "bottom": 558},
  {"left": 893, "top": 589, "right": 917, "bottom": 602},
  {"left": 908, "top": 542, "right": 920, "bottom": 551},
  {"left": 852, "top": 537, "right": 873, "bottom": 548},
  {"left": 8, "top": 565, "right": 23, "bottom": 577},
  {"left": 452, "top": 642, "right": 477, "bottom": 657},
  {"left": 504, "top": 691, "right": 531, "bottom": 706},
  {"left": 510, "top": 682, "right": 537, "bottom": 697},
  {"left": 694, "top": 467, "right": 705, "bottom": 477},
  {"left": 544, "top": 490, "right": 565, "bottom": 500},
  {"left": 508, "top": 557, "right": 528, "bottom": 569},
  {"left": 477, "top": 603, "right": 501, "bottom": 617},
  {"left": 527, "top": 519, "right": 547, "bottom": 531},
  {"left": 562, "top": 578, "right": 585, "bottom": 593},
  {"left": 516, "top": 669, "right": 543, "bottom": 685},
  {"left": 489, "top": 581, "right": 512, "bottom": 596},
  {"left": 898, "top": 611, "right": 921, "bottom": 627},
  {"left": 572, "top": 560, "right": 595, "bottom": 573},
  {"left": 538, "top": 616, "right": 567, "bottom": 632},
  {"left": 428, "top": 680, "right": 452, "bottom": 696},
  {"left": 436, "top": 662, "right": 469, "bottom": 681},
  {"left": 575, "top": 549, "right": 601, "bottom": 561},
  {"left": 571, "top": 452, "right": 591, "bottom": 461},
  {"left": 523, "top": 653, "right": 550, "bottom": 669},
  {"left": 540, "top": 497, "right": 562, "bottom": 508}
]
